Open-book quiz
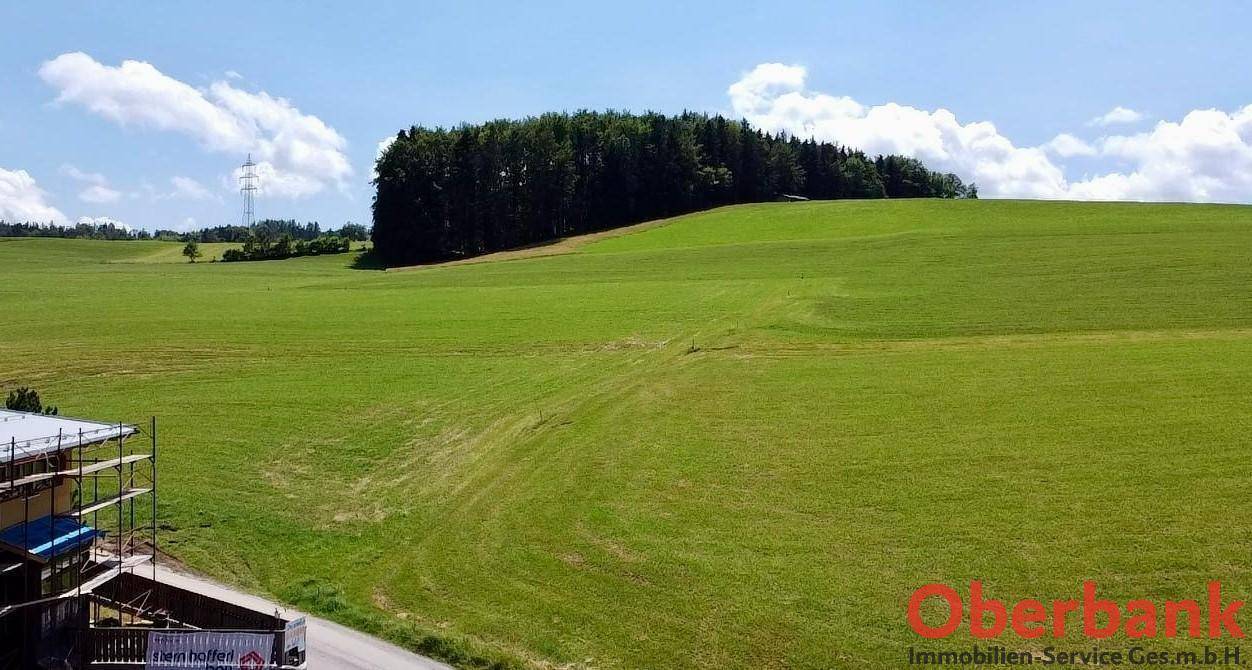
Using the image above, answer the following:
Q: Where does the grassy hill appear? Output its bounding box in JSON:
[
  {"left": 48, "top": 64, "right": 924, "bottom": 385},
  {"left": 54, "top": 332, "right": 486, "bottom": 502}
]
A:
[{"left": 3, "top": 200, "right": 1251, "bottom": 668}]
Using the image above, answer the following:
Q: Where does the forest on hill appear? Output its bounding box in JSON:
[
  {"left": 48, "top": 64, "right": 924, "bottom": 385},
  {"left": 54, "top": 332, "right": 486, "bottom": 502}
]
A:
[{"left": 372, "top": 111, "right": 976, "bottom": 264}]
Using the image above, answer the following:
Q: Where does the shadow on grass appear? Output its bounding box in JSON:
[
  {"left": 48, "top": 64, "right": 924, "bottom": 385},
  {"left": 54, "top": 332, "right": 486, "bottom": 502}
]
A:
[
  {"left": 351, "top": 236, "right": 572, "bottom": 272},
  {"left": 348, "top": 249, "right": 389, "bottom": 271}
]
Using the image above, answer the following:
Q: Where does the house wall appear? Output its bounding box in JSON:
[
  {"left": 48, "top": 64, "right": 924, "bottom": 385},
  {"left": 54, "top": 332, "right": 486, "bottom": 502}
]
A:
[{"left": 0, "top": 482, "right": 77, "bottom": 532}]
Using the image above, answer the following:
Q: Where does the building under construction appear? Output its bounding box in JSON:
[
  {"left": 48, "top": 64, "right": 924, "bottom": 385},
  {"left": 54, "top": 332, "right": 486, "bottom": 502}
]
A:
[{"left": 1, "top": 410, "right": 305, "bottom": 669}]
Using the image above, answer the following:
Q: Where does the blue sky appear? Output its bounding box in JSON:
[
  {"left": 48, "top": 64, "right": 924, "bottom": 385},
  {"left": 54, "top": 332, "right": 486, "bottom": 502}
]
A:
[{"left": 3, "top": 1, "right": 1252, "bottom": 231}]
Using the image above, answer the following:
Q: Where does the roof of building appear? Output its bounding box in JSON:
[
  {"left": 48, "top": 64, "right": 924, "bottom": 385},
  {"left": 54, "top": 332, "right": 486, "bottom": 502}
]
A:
[
  {"left": 0, "top": 410, "right": 136, "bottom": 462},
  {"left": 0, "top": 514, "right": 101, "bottom": 562}
]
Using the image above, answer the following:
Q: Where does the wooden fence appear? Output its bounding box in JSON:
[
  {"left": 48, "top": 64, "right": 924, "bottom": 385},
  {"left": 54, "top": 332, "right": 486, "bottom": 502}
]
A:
[
  {"left": 90, "top": 571, "right": 285, "bottom": 631},
  {"left": 77, "top": 571, "right": 299, "bottom": 668}
]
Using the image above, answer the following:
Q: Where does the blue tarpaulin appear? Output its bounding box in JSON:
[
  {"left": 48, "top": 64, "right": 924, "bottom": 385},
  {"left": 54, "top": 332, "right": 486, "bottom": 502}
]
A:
[{"left": 0, "top": 515, "right": 99, "bottom": 561}]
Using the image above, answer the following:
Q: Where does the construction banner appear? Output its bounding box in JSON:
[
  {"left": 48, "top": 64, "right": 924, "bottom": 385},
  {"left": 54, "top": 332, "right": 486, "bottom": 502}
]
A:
[{"left": 147, "top": 630, "right": 274, "bottom": 669}]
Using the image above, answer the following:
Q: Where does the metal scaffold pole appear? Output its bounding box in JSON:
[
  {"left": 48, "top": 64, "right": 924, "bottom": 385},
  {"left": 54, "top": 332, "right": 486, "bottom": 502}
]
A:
[
  {"left": 117, "top": 427, "right": 123, "bottom": 596},
  {"left": 151, "top": 416, "right": 158, "bottom": 581},
  {"left": 77, "top": 428, "right": 84, "bottom": 600},
  {"left": 49, "top": 430, "right": 62, "bottom": 600}
]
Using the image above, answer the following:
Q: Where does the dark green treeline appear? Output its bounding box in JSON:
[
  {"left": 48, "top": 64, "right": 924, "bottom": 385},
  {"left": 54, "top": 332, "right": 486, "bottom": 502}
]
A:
[{"left": 372, "top": 111, "right": 975, "bottom": 264}]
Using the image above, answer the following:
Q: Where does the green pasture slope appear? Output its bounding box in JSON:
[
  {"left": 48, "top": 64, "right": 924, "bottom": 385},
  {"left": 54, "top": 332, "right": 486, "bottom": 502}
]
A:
[{"left": 3, "top": 199, "right": 1252, "bottom": 668}]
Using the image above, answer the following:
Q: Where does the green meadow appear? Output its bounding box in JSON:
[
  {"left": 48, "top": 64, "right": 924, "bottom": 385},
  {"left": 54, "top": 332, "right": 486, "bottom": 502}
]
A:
[{"left": 3, "top": 199, "right": 1252, "bottom": 668}]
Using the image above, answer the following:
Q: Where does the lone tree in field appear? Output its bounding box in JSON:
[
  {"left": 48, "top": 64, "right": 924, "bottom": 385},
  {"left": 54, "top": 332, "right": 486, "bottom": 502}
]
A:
[{"left": 182, "top": 241, "right": 202, "bottom": 263}]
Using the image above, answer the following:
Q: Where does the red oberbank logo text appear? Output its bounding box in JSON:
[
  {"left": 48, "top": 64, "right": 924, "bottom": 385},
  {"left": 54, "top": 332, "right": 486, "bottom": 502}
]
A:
[{"left": 907, "top": 581, "right": 1244, "bottom": 640}]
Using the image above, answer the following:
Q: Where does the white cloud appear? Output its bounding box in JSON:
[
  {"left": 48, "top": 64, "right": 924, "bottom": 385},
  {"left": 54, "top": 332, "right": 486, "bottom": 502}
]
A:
[
  {"left": 1043, "top": 133, "right": 1097, "bottom": 158},
  {"left": 76, "top": 215, "right": 130, "bottom": 231},
  {"left": 39, "top": 52, "right": 352, "bottom": 199},
  {"left": 1088, "top": 106, "right": 1146, "bottom": 127},
  {"left": 728, "top": 63, "right": 1252, "bottom": 203},
  {"left": 59, "top": 164, "right": 107, "bottom": 185},
  {"left": 169, "top": 176, "right": 213, "bottom": 200},
  {"left": 727, "top": 63, "right": 815, "bottom": 117},
  {"left": 1067, "top": 106, "right": 1252, "bottom": 202},
  {"left": 136, "top": 176, "right": 219, "bottom": 202},
  {"left": 60, "top": 163, "right": 123, "bottom": 203},
  {"left": 0, "top": 167, "right": 68, "bottom": 223},
  {"left": 728, "top": 63, "right": 1068, "bottom": 198},
  {"left": 40, "top": 53, "right": 250, "bottom": 150},
  {"left": 79, "top": 184, "right": 122, "bottom": 203},
  {"left": 176, "top": 216, "right": 198, "bottom": 232}
]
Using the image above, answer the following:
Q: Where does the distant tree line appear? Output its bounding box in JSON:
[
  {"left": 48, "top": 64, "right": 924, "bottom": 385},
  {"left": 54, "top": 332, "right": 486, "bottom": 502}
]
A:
[
  {"left": 156, "top": 219, "right": 370, "bottom": 243},
  {"left": 372, "top": 110, "right": 976, "bottom": 264},
  {"left": 220, "top": 233, "right": 352, "bottom": 262},
  {"left": 1, "top": 219, "right": 370, "bottom": 244},
  {"left": 0, "top": 220, "right": 150, "bottom": 240}
]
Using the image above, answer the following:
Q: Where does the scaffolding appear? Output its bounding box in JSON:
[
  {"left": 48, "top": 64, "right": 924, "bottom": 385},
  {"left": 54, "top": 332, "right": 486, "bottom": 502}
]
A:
[
  {"left": 1, "top": 412, "right": 301, "bottom": 669},
  {"left": 0, "top": 414, "right": 157, "bottom": 668}
]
